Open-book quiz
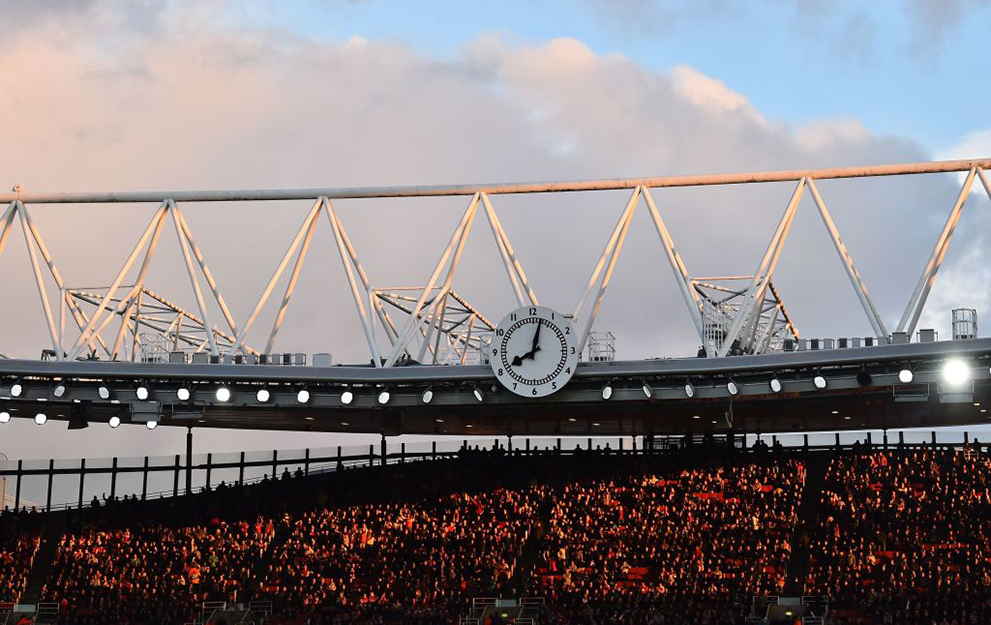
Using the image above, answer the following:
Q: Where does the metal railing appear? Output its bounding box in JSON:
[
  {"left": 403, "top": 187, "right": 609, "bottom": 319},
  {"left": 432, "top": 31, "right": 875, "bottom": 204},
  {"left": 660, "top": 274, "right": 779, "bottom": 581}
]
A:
[{"left": 1, "top": 430, "right": 987, "bottom": 512}]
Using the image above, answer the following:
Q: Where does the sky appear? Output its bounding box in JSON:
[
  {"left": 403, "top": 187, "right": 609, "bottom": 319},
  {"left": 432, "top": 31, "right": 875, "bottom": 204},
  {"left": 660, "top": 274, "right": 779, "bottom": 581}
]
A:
[{"left": 1, "top": 0, "right": 991, "bottom": 469}]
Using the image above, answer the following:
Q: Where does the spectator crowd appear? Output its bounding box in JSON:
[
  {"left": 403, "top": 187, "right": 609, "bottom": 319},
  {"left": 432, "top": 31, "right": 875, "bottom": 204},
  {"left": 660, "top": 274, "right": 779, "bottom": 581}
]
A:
[
  {"left": 4, "top": 441, "right": 991, "bottom": 624},
  {"left": 528, "top": 456, "right": 804, "bottom": 624},
  {"left": 0, "top": 507, "right": 41, "bottom": 604},
  {"left": 807, "top": 445, "right": 991, "bottom": 624}
]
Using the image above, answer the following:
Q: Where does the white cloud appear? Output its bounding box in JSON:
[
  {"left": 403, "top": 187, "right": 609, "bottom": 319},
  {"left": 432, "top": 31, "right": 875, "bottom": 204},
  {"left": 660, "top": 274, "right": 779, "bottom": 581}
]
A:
[{"left": 671, "top": 66, "right": 766, "bottom": 126}]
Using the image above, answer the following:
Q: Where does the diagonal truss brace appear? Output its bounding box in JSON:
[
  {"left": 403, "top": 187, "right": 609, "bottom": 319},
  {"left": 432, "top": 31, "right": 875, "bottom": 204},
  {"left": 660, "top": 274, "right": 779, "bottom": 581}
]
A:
[
  {"left": 65, "top": 201, "right": 238, "bottom": 361},
  {"left": 717, "top": 178, "right": 806, "bottom": 357},
  {"left": 0, "top": 201, "right": 110, "bottom": 361},
  {"left": 897, "top": 167, "right": 977, "bottom": 336},
  {"left": 806, "top": 179, "right": 888, "bottom": 339},
  {"left": 573, "top": 187, "right": 641, "bottom": 354},
  {"left": 228, "top": 198, "right": 392, "bottom": 366},
  {"left": 383, "top": 193, "right": 540, "bottom": 367}
]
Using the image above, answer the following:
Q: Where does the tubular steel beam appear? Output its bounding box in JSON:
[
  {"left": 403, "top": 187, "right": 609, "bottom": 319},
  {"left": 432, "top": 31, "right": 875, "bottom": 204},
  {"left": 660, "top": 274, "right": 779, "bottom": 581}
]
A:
[
  {"left": 806, "top": 178, "right": 888, "bottom": 339},
  {"left": 2, "top": 158, "right": 989, "bottom": 204},
  {"left": 898, "top": 167, "right": 977, "bottom": 336}
]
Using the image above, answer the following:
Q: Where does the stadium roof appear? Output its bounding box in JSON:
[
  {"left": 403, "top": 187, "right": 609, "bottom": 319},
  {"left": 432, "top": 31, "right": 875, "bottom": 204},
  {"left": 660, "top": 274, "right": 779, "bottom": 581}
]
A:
[{"left": 2, "top": 339, "right": 990, "bottom": 436}]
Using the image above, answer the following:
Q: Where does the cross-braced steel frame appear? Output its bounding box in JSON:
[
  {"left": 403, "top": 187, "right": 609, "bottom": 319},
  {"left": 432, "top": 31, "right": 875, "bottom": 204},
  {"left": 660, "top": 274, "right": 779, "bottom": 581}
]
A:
[{"left": 1, "top": 158, "right": 989, "bottom": 365}]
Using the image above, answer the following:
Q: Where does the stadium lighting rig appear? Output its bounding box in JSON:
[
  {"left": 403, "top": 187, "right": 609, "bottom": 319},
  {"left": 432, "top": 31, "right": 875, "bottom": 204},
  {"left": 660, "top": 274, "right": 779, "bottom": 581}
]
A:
[
  {"left": 215, "top": 386, "right": 231, "bottom": 402},
  {"left": 108, "top": 415, "right": 121, "bottom": 429},
  {"left": 256, "top": 388, "right": 271, "bottom": 403},
  {"left": 177, "top": 387, "right": 191, "bottom": 401},
  {"left": 0, "top": 410, "right": 10, "bottom": 424},
  {"left": 421, "top": 388, "right": 434, "bottom": 404},
  {"left": 769, "top": 377, "right": 783, "bottom": 393},
  {"left": 942, "top": 358, "right": 971, "bottom": 386},
  {"left": 34, "top": 413, "right": 47, "bottom": 425},
  {"left": 683, "top": 381, "right": 695, "bottom": 398},
  {"left": 898, "top": 368, "right": 914, "bottom": 384},
  {"left": 377, "top": 389, "right": 391, "bottom": 405},
  {"left": 340, "top": 388, "right": 354, "bottom": 405}
]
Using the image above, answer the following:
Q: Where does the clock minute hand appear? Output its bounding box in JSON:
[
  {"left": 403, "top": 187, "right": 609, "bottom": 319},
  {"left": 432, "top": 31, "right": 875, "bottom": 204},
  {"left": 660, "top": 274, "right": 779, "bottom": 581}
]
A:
[{"left": 530, "top": 320, "right": 542, "bottom": 354}]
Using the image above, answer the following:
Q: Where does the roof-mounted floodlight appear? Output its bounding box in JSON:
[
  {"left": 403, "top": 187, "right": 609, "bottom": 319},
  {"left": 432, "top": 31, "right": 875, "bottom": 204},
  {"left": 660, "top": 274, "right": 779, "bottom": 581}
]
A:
[{"left": 942, "top": 359, "right": 970, "bottom": 386}]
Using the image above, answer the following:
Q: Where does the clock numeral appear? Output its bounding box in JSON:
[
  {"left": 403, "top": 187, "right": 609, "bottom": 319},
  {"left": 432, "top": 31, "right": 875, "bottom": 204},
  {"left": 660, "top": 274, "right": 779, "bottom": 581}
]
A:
[
  {"left": 570, "top": 346, "right": 576, "bottom": 355},
  {"left": 496, "top": 329, "right": 504, "bottom": 337},
  {"left": 565, "top": 326, "right": 571, "bottom": 334},
  {"left": 531, "top": 387, "right": 538, "bottom": 396},
  {"left": 529, "top": 307, "right": 537, "bottom": 315},
  {"left": 552, "top": 381, "right": 557, "bottom": 389},
  {"left": 510, "top": 313, "right": 517, "bottom": 321},
  {"left": 492, "top": 348, "right": 498, "bottom": 356},
  {"left": 512, "top": 382, "right": 517, "bottom": 390},
  {"left": 566, "top": 367, "right": 571, "bottom": 374},
  {"left": 497, "top": 368, "right": 503, "bottom": 376}
]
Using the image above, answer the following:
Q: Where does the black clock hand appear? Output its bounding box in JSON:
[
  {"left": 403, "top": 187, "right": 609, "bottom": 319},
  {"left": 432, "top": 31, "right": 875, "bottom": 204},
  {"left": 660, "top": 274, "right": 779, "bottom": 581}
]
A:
[
  {"left": 512, "top": 321, "right": 543, "bottom": 366},
  {"left": 530, "top": 320, "right": 542, "bottom": 354}
]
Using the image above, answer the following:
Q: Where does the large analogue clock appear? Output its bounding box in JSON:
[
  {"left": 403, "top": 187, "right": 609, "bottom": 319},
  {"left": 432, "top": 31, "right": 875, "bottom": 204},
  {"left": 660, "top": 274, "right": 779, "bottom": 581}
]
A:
[{"left": 490, "top": 305, "right": 579, "bottom": 397}]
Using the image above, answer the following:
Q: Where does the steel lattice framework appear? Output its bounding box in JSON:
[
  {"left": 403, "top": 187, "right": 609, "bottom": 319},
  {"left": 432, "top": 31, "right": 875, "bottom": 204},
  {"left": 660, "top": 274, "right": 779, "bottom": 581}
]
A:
[{"left": 1, "top": 158, "right": 991, "bottom": 366}]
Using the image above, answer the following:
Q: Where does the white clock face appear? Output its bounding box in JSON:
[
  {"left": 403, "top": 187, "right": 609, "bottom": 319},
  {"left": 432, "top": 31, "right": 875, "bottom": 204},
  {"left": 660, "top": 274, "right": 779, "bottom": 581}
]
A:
[{"left": 490, "top": 305, "right": 579, "bottom": 397}]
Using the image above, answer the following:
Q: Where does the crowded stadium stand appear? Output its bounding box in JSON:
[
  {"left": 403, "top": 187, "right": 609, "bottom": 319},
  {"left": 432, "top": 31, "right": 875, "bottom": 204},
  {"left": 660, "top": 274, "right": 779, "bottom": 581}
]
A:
[{"left": 4, "top": 436, "right": 991, "bottom": 624}]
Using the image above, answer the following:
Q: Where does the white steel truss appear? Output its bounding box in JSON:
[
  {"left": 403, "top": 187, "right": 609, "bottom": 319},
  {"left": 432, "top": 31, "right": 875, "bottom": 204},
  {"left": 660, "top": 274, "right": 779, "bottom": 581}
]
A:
[
  {"left": 65, "top": 287, "right": 258, "bottom": 361},
  {"left": 374, "top": 287, "right": 495, "bottom": 365},
  {"left": 693, "top": 278, "right": 799, "bottom": 356},
  {"left": 1, "top": 158, "right": 990, "bottom": 364},
  {"left": 55, "top": 201, "right": 239, "bottom": 362}
]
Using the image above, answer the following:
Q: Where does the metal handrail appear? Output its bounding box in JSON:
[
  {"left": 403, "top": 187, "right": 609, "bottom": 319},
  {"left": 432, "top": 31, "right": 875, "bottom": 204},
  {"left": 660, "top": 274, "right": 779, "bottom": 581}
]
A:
[{"left": 1, "top": 435, "right": 987, "bottom": 512}]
